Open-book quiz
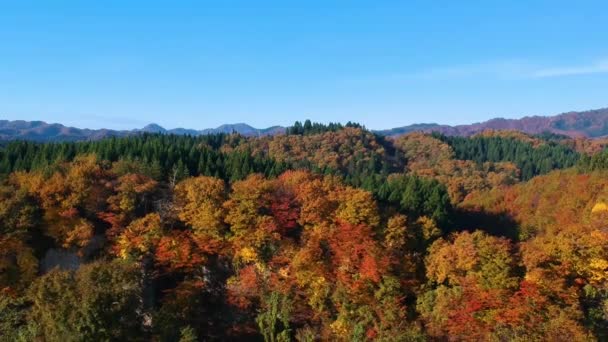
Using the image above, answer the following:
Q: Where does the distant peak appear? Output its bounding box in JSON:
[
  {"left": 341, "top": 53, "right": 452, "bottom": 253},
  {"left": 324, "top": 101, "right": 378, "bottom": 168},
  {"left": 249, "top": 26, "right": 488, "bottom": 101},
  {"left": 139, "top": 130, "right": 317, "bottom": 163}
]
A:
[
  {"left": 141, "top": 123, "right": 167, "bottom": 133},
  {"left": 217, "top": 123, "right": 253, "bottom": 129}
]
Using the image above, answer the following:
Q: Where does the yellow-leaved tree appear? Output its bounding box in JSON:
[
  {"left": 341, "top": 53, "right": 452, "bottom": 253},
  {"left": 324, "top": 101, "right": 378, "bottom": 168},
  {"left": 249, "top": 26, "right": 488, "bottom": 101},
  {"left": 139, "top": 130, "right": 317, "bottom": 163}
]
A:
[{"left": 174, "top": 176, "right": 226, "bottom": 239}]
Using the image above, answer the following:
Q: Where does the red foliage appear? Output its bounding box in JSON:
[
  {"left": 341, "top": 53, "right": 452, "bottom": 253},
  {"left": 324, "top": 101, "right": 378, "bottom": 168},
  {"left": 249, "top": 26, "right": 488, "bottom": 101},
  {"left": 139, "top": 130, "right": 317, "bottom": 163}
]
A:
[
  {"left": 443, "top": 281, "right": 505, "bottom": 339},
  {"left": 366, "top": 327, "right": 378, "bottom": 339},
  {"left": 495, "top": 281, "right": 550, "bottom": 329},
  {"left": 227, "top": 265, "right": 260, "bottom": 309},
  {"left": 270, "top": 189, "right": 300, "bottom": 234},
  {"left": 155, "top": 231, "right": 205, "bottom": 273},
  {"left": 59, "top": 207, "right": 78, "bottom": 218},
  {"left": 329, "top": 220, "right": 387, "bottom": 292},
  {"left": 191, "top": 233, "right": 224, "bottom": 255}
]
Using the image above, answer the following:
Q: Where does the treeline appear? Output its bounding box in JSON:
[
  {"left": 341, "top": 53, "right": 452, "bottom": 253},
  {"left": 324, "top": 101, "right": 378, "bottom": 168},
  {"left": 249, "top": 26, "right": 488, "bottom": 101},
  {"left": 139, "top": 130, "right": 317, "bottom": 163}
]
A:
[
  {"left": 0, "top": 131, "right": 413, "bottom": 216},
  {"left": 578, "top": 148, "right": 608, "bottom": 172},
  {"left": 285, "top": 119, "right": 362, "bottom": 135},
  {"left": 0, "top": 134, "right": 289, "bottom": 182},
  {"left": 436, "top": 133, "right": 580, "bottom": 180},
  {"left": 0, "top": 129, "right": 584, "bottom": 187},
  {"left": 377, "top": 174, "right": 451, "bottom": 226}
]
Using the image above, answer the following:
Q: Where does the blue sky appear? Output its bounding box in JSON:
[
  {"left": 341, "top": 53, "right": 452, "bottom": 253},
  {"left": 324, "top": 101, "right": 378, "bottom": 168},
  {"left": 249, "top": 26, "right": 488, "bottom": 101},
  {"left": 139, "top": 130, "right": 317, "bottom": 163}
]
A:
[{"left": 1, "top": 1, "right": 607, "bottom": 130}]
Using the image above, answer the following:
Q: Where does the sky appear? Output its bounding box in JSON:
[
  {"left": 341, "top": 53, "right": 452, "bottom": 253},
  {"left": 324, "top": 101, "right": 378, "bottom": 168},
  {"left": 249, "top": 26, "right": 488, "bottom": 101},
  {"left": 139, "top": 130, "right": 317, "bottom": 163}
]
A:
[{"left": 1, "top": 1, "right": 607, "bottom": 130}]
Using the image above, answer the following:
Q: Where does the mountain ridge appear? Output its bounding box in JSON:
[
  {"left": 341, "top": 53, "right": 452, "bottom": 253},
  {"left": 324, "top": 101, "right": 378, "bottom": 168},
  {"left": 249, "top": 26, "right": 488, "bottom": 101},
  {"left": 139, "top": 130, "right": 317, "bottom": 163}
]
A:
[
  {"left": 2, "top": 107, "right": 608, "bottom": 142},
  {"left": 376, "top": 108, "right": 608, "bottom": 137}
]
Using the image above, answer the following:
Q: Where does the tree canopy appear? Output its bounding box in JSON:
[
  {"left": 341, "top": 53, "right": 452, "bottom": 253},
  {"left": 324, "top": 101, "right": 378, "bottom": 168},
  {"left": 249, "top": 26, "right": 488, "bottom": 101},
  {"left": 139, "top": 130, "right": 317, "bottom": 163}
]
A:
[{"left": 0, "top": 127, "right": 605, "bottom": 340}]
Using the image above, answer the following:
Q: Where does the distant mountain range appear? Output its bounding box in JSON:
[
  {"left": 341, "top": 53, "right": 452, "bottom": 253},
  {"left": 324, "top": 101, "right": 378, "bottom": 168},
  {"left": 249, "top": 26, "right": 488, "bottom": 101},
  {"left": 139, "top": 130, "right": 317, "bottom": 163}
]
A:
[
  {"left": 2, "top": 107, "right": 608, "bottom": 142},
  {"left": 0, "top": 121, "right": 286, "bottom": 142},
  {"left": 138, "top": 123, "right": 286, "bottom": 137},
  {"left": 0, "top": 120, "right": 126, "bottom": 142},
  {"left": 376, "top": 108, "right": 608, "bottom": 138}
]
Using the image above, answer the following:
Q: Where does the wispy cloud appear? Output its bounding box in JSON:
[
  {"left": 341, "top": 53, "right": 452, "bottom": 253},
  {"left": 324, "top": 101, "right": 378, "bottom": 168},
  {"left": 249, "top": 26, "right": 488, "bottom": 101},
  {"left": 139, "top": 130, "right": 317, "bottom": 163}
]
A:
[
  {"left": 336, "top": 58, "right": 608, "bottom": 87},
  {"left": 531, "top": 59, "right": 608, "bottom": 78},
  {"left": 414, "top": 60, "right": 529, "bottom": 80},
  {"left": 415, "top": 58, "right": 608, "bottom": 80}
]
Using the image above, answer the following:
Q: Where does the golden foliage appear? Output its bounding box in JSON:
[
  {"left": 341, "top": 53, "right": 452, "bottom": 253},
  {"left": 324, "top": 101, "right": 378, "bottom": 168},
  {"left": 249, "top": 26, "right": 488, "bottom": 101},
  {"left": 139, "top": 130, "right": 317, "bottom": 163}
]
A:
[
  {"left": 175, "top": 176, "right": 226, "bottom": 238},
  {"left": 426, "top": 230, "right": 518, "bottom": 290},
  {"left": 115, "top": 213, "right": 163, "bottom": 260}
]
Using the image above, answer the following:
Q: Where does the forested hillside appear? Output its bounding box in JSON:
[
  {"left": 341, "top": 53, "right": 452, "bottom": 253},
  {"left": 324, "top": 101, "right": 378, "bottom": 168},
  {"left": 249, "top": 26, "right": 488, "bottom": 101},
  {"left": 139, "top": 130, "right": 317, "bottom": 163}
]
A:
[{"left": 0, "top": 122, "right": 606, "bottom": 341}]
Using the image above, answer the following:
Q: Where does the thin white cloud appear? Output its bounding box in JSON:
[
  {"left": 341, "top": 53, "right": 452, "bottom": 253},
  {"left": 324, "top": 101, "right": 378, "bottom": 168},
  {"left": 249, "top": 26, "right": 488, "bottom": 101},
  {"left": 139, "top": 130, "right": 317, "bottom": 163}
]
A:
[
  {"left": 414, "top": 60, "right": 530, "bottom": 80},
  {"left": 531, "top": 59, "right": 608, "bottom": 78},
  {"left": 415, "top": 58, "right": 608, "bottom": 80},
  {"left": 336, "top": 58, "right": 608, "bottom": 87}
]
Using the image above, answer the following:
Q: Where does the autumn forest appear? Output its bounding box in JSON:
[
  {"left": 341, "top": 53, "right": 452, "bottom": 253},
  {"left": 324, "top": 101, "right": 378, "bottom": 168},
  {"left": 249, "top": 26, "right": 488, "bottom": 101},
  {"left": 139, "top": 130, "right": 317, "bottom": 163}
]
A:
[{"left": 1, "top": 122, "right": 608, "bottom": 341}]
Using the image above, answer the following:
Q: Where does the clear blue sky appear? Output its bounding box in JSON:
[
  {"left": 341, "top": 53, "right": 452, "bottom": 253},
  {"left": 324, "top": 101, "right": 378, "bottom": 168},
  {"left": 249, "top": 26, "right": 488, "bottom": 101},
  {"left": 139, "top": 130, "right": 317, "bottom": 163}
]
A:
[{"left": 1, "top": 1, "right": 607, "bottom": 130}]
